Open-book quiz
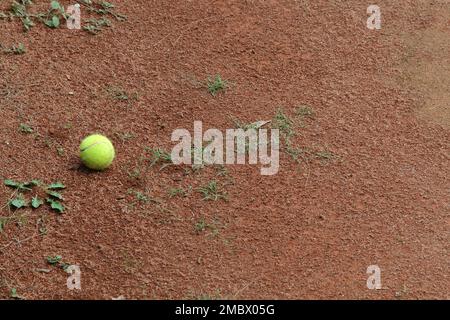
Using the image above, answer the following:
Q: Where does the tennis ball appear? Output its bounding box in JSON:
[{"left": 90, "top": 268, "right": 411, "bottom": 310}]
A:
[{"left": 79, "top": 134, "right": 115, "bottom": 170}]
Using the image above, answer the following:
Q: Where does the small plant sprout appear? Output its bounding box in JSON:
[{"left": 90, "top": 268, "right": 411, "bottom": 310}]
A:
[
  {"left": 83, "top": 17, "right": 111, "bottom": 34},
  {"left": 272, "top": 108, "right": 302, "bottom": 162},
  {"left": 31, "top": 196, "right": 43, "bottom": 209},
  {"left": 296, "top": 105, "right": 315, "bottom": 127},
  {"left": 106, "top": 85, "right": 138, "bottom": 104},
  {"left": 8, "top": 193, "right": 27, "bottom": 209},
  {"left": 10, "top": 288, "right": 23, "bottom": 300},
  {"left": 146, "top": 147, "right": 172, "bottom": 169},
  {"left": 18, "top": 123, "right": 33, "bottom": 133},
  {"left": 126, "top": 189, "right": 159, "bottom": 208},
  {"left": 194, "top": 217, "right": 208, "bottom": 233},
  {"left": 198, "top": 181, "right": 227, "bottom": 201},
  {"left": 0, "top": 218, "right": 7, "bottom": 233},
  {"left": 215, "top": 165, "right": 229, "bottom": 177},
  {"left": 46, "top": 255, "right": 70, "bottom": 271},
  {"left": 168, "top": 186, "right": 191, "bottom": 198},
  {"left": 0, "top": 0, "right": 126, "bottom": 36},
  {"left": 4, "top": 179, "right": 66, "bottom": 213},
  {"left": 45, "top": 1, "right": 68, "bottom": 28},
  {"left": 270, "top": 107, "right": 338, "bottom": 165},
  {"left": 4, "top": 179, "right": 39, "bottom": 191},
  {"left": 1, "top": 43, "right": 26, "bottom": 55},
  {"left": 46, "top": 255, "right": 63, "bottom": 265},
  {"left": 80, "top": 0, "right": 127, "bottom": 21},
  {"left": 206, "top": 75, "right": 228, "bottom": 96},
  {"left": 0, "top": 0, "right": 66, "bottom": 31},
  {"left": 56, "top": 145, "right": 65, "bottom": 156},
  {"left": 315, "top": 149, "right": 336, "bottom": 163},
  {"left": 194, "top": 217, "right": 222, "bottom": 236},
  {"left": 296, "top": 105, "right": 315, "bottom": 118},
  {"left": 134, "top": 190, "right": 150, "bottom": 203},
  {"left": 273, "top": 108, "right": 294, "bottom": 139}
]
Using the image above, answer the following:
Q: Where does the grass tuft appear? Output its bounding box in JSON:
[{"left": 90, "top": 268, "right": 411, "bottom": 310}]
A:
[
  {"left": 198, "top": 180, "right": 227, "bottom": 201},
  {"left": 206, "top": 75, "right": 228, "bottom": 96}
]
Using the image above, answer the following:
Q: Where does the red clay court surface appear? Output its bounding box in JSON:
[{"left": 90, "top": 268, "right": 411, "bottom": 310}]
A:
[{"left": 0, "top": 0, "right": 449, "bottom": 299}]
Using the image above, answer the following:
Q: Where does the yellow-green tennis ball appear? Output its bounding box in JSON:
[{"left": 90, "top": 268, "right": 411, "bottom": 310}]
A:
[{"left": 79, "top": 134, "right": 115, "bottom": 170}]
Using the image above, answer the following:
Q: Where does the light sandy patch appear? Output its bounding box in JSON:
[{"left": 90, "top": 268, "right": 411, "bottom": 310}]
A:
[{"left": 396, "top": 2, "right": 450, "bottom": 128}]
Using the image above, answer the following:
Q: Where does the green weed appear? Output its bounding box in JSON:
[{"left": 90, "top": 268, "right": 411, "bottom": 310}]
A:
[
  {"left": 194, "top": 217, "right": 221, "bottom": 236},
  {"left": 18, "top": 123, "right": 33, "bottom": 134},
  {"left": 4, "top": 179, "right": 66, "bottom": 213},
  {"left": 198, "top": 181, "right": 227, "bottom": 201},
  {"left": 146, "top": 147, "right": 172, "bottom": 169},
  {"left": 295, "top": 105, "right": 315, "bottom": 127},
  {"left": 168, "top": 187, "right": 191, "bottom": 198},
  {"left": 46, "top": 255, "right": 70, "bottom": 271},
  {"left": 10, "top": 288, "right": 23, "bottom": 300},
  {"left": 206, "top": 75, "right": 228, "bottom": 96},
  {"left": 81, "top": 0, "right": 127, "bottom": 21},
  {"left": 1, "top": 43, "right": 25, "bottom": 55},
  {"left": 0, "top": 0, "right": 126, "bottom": 36},
  {"left": 273, "top": 108, "right": 294, "bottom": 140}
]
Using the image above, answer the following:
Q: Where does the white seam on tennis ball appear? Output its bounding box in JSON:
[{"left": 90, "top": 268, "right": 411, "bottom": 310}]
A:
[{"left": 80, "top": 141, "right": 110, "bottom": 152}]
